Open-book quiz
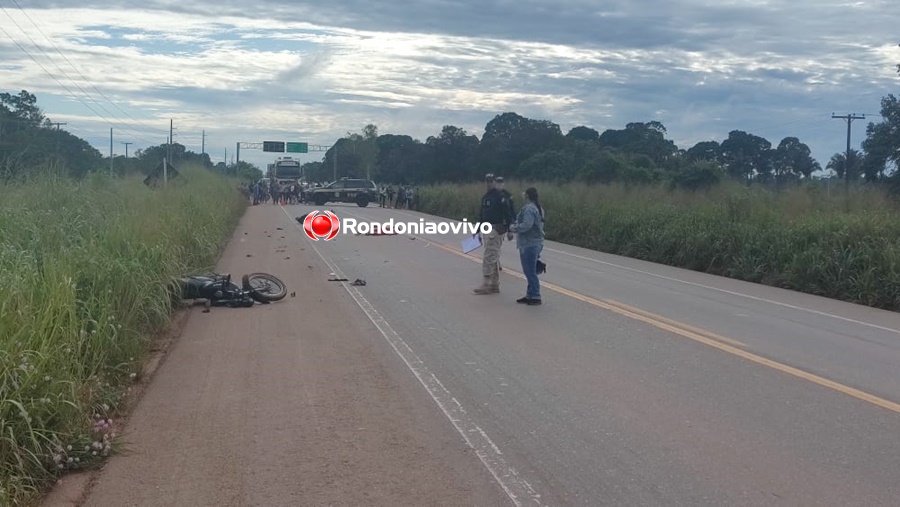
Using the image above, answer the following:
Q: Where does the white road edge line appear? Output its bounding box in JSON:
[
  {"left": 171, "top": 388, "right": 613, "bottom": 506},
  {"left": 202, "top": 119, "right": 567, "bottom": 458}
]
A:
[
  {"left": 378, "top": 207, "right": 900, "bottom": 336},
  {"left": 283, "top": 207, "right": 542, "bottom": 507}
]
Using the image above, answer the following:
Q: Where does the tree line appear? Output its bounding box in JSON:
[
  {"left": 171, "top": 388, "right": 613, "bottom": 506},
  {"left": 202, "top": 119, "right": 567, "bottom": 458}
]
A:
[
  {"left": 0, "top": 90, "right": 263, "bottom": 181},
  {"left": 4, "top": 82, "right": 898, "bottom": 190},
  {"left": 304, "top": 99, "right": 899, "bottom": 190}
]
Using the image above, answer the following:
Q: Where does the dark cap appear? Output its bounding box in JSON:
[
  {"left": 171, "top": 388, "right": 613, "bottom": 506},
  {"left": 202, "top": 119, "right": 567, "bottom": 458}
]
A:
[{"left": 485, "top": 173, "right": 494, "bottom": 182}]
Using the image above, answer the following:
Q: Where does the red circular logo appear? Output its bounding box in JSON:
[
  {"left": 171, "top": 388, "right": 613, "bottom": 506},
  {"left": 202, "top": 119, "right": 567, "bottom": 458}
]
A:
[{"left": 303, "top": 210, "right": 340, "bottom": 241}]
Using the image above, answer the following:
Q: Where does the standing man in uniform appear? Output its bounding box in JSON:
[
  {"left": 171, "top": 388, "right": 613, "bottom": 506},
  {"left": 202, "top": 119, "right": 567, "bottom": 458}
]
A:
[
  {"left": 494, "top": 176, "right": 515, "bottom": 271},
  {"left": 474, "top": 174, "right": 516, "bottom": 294}
]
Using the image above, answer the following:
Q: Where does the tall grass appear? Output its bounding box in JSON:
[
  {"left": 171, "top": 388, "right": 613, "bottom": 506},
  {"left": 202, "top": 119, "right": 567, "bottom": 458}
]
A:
[
  {"left": 418, "top": 180, "right": 900, "bottom": 310},
  {"left": 0, "top": 166, "right": 246, "bottom": 506}
]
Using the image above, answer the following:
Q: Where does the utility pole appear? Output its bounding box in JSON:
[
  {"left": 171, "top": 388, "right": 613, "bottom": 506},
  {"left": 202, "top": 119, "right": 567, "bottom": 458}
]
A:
[
  {"left": 49, "top": 122, "right": 66, "bottom": 157},
  {"left": 109, "top": 128, "right": 113, "bottom": 175},
  {"left": 201, "top": 130, "right": 206, "bottom": 155},
  {"left": 831, "top": 113, "right": 865, "bottom": 185},
  {"left": 333, "top": 148, "right": 337, "bottom": 182},
  {"left": 168, "top": 119, "right": 173, "bottom": 164},
  {"left": 121, "top": 141, "right": 132, "bottom": 158},
  {"left": 236, "top": 142, "right": 240, "bottom": 169}
]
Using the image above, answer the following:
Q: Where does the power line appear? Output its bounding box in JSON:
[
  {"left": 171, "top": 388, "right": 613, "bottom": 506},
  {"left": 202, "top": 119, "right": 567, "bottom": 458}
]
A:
[
  {"left": 0, "top": 24, "right": 107, "bottom": 128},
  {"left": 0, "top": 5, "right": 158, "bottom": 145},
  {"left": 0, "top": 23, "right": 155, "bottom": 148},
  {"left": 6, "top": 0, "right": 167, "bottom": 138}
]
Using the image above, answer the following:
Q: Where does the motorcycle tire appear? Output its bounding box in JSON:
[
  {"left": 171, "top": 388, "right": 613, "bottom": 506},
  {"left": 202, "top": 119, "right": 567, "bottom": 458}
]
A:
[{"left": 245, "top": 272, "right": 288, "bottom": 302}]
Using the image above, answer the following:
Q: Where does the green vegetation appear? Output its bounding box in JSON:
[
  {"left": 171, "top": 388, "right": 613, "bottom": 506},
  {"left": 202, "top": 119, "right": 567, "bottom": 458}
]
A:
[
  {"left": 306, "top": 72, "right": 900, "bottom": 312},
  {"left": 0, "top": 165, "right": 246, "bottom": 506},
  {"left": 302, "top": 92, "right": 899, "bottom": 191},
  {"left": 1, "top": 90, "right": 262, "bottom": 182},
  {"left": 419, "top": 180, "right": 900, "bottom": 311}
]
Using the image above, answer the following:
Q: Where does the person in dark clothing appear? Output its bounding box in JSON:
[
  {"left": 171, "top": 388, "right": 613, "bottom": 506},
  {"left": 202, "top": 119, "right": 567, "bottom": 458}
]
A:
[{"left": 473, "top": 174, "right": 516, "bottom": 294}]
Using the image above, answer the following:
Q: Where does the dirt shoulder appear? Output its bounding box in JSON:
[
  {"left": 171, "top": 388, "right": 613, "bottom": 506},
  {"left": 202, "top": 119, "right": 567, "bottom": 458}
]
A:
[{"left": 45, "top": 204, "right": 508, "bottom": 506}]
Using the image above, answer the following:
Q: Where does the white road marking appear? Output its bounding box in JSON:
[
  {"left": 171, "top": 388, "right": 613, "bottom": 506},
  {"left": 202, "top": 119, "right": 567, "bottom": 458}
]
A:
[
  {"left": 362, "top": 207, "right": 900, "bottom": 337},
  {"left": 283, "top": 207, "right": 543, "bottom": 507}
]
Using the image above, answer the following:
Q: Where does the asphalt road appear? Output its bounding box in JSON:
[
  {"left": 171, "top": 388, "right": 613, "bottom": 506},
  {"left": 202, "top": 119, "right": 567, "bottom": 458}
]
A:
[
  {"left": 64, "top": 201, "right": 900, "bottom": 507},
  {"left": 290, "top": 201, "right": 900, "bottom": 506}
]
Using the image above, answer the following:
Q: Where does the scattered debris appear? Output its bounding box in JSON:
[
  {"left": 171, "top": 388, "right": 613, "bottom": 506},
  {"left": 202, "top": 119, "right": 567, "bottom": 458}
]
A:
[
  {"left": 285, "top": 256, "right": 291, "bottom": 259},
  {"left": 351, "top": 279, "right": 366, "bottom": 286},
  {"left": 280, "top": 236, "right": 285, "bottom": 239},
  {"left": 290, "top": 292, "right": 296, "bottom": 297},
  {"left": 244, "top": 232, "right": 248, "bottom": 235},
  {"left": 328, "top": 277, "right": 349, "bottom": 282},
  {"left": 202, "top": 308, "right": 210, "bottom": 313},
  {"left": 307, "top": 265, "right": 313, "bottom": 269},
  {"left": 276, "top": 227, "right": 283, "bottom": 230},
  {"left": 246, "top": 254, "right": 252, "bottom": 257},
  {"left": 409, "top": 237, "right": 416, "bottom": 240}
]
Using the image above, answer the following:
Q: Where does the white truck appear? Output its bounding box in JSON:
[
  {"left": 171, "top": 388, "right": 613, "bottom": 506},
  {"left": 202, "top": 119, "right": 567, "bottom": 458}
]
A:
[{"left": 267, "top": 157, "right": 302, "bottom": 188}]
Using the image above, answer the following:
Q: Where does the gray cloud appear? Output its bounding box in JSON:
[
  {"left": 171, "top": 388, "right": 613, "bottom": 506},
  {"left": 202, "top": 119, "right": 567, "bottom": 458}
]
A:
[{"left": 1, "top": 0, "right": 897, "bottom": 171}]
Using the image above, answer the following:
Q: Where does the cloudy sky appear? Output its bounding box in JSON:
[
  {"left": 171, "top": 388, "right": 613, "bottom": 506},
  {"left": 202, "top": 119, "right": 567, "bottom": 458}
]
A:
[{"left": 0, "top": 0, "right": 897, "bottom": 172}]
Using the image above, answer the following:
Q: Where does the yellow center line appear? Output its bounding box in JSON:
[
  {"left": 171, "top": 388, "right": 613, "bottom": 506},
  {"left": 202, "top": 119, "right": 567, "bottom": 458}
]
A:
[{"left": 419, "top": 236, "right": 900, "bottom": 415}]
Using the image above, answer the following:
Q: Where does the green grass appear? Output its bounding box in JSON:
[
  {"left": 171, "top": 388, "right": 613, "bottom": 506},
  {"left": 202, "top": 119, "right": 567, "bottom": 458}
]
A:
[
  {"left": 418, "top": 180, "right": 900, "bottom": 311},
  {"left": 0, "top": 166, "right": 246, "bottom": 506}
]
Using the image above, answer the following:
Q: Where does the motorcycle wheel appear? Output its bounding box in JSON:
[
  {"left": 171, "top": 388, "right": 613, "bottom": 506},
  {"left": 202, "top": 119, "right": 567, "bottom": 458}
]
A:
[{"left": 245, "top": 273, "right": 288, "bottom": 302}]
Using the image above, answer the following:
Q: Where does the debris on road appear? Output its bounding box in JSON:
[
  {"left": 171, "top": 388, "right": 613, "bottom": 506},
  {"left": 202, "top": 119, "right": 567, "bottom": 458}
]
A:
[
  {"left": 351, "top": 279, "right": 366, "bottom": 286},
  {"left": 328, "top": 278, "right": 349, "bottom": 282},
  {"left": 246, "top": 254, "right": 252, "bottom": 257},
  {"left": 276, "top": 227, "right": 283, "bottom": 230}
]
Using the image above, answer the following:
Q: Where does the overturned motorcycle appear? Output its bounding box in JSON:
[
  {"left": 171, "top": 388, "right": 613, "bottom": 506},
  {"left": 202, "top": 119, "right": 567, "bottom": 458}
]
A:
[{"left": 174, "top": 272, "right": 287, "bottom": 309}]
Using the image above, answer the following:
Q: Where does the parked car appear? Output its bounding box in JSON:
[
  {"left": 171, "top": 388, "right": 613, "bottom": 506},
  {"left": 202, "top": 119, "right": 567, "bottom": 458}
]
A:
[{"left": 307, "top": 178, "right": 378, "bottom": 207}]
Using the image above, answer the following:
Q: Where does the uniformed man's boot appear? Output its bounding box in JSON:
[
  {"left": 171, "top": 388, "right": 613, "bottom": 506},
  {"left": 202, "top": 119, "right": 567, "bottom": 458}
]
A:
[{"left": 473, "top": 276, "right": 499, "bottom": 294}]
